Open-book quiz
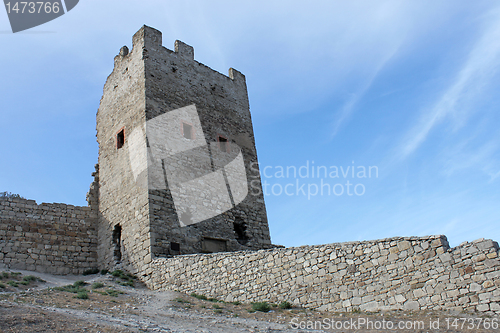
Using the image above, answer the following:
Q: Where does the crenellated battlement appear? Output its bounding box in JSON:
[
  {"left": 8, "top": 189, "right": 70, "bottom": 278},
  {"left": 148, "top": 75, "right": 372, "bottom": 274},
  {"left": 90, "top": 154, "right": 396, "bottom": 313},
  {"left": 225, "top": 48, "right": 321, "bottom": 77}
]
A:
[{"left": 118, "top": 25, "right": 245, "bottom": 85}]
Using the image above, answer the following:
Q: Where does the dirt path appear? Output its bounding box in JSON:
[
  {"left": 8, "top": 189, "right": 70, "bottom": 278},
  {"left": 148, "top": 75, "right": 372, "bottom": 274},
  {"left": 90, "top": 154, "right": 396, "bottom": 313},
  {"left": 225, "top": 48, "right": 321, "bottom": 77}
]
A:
[{"left": 1, "top": 268, "right": 498, "bottom": 332}]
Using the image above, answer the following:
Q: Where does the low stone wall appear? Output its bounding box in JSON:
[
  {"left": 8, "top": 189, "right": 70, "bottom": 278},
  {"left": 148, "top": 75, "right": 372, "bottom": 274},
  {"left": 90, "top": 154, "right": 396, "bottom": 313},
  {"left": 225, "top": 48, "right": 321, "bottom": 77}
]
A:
[
  {"left": 0, "top": 197, "right": 97, "bottom": 274},
  {"left": 148, "top": 235, "right": 500, "bottom": 315}
]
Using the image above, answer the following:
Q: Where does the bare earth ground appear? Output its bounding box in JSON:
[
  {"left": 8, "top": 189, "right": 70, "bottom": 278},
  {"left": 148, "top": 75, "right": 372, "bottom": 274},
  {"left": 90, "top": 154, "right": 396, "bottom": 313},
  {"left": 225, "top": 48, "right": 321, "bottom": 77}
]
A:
[{"left": 0, "top": 268, "right": 498, "bottom": 332}]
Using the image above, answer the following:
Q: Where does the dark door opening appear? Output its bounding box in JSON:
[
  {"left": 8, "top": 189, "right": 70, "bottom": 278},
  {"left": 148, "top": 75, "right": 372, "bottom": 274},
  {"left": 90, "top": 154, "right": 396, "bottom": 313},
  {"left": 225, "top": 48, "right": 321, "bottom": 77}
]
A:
[
  {"left": 233, "top": 218, "right": 249, "bottom": 245},
  {"left": 113, "top": 224, "right": 122, "bottom": 262}
]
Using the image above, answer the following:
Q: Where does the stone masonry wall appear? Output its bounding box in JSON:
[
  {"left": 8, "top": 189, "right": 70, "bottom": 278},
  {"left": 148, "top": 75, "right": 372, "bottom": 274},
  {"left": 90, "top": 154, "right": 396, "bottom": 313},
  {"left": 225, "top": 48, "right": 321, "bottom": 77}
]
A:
[
  {"left": 96, "top": 27, "right": 152, "bottom": 275},
  {"left": 148, "top": 235, "right": 500, "bottom": 315},
  {"left": 140, "top": 26, "right": 272, "bottom": 256},
  {"left": 0, "top": 197, "right": 97, "bottom": 274}
]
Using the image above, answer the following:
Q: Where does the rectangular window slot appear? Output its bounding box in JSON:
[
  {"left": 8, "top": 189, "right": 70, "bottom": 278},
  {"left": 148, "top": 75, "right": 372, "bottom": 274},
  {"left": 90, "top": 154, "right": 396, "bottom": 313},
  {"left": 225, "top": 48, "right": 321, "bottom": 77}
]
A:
[
  {"left": 116, "top": 129, "right": 125, "bottom": 149},
  {"left": 218, "top": 136, "right": 228, "bottom": 152},
  {"left": 182, "top": 122, "right": 193, "bottom": 139}
]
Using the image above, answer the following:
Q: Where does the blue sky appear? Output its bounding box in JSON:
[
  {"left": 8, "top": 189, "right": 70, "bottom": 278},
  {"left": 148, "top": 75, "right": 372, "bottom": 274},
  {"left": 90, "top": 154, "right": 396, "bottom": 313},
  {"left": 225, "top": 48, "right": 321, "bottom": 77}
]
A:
[{"left": 1, "top": 1, "right": 499, "bottom": 248}]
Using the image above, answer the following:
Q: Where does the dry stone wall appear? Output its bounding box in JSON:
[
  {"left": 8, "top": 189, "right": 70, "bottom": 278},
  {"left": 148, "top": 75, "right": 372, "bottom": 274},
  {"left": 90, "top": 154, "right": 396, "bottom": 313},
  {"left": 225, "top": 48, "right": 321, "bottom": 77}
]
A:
[
  {"left": 0, "top": 197, "right": 97, "bottom": 274},
  {"left": 148, "top": 235, "right": 500, "bottom": 315}
]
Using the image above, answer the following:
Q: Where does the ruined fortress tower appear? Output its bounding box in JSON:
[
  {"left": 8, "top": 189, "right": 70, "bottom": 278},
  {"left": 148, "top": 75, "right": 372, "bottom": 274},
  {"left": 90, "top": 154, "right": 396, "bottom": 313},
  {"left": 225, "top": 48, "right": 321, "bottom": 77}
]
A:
[{"left": 95, "top": 25, "right": 272, "bottom": 273}]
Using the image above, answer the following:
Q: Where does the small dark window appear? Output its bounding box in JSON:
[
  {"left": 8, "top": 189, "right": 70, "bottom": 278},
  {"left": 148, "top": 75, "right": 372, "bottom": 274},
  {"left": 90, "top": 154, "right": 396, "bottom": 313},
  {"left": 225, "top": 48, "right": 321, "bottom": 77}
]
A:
[
  {"left": 182, "top": 122, "right": 193, "bottom": 139},
  {"left": 170, "top": 242, "right": 180, "bottom": 252},
  {"left": 117, "top": 129, "right": 125, "bottom": 149},
  {"left": 218, "top": 136, "right": 228, "bottom": 152}
]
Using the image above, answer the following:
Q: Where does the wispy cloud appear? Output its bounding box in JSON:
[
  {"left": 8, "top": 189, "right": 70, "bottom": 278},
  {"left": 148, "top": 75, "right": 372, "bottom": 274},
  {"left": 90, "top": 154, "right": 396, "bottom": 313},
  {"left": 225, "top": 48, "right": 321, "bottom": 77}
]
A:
[
  {"left": 490, "top": 170, "right": 500, "bottom": 182},
  {"left": 399, "top": 8, "right": 500, "bottom": 159},
  {"left": 330, "top": 47, "right": 399, "bottom": 138},
  {"left": 438, "top": 123, "right": 500, "bottom": 178}
]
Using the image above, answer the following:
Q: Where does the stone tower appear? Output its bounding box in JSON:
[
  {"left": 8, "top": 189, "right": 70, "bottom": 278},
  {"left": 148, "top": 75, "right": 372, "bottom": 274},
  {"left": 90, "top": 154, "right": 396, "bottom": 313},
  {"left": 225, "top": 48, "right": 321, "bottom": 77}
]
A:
[{"left": 96, "top": 25, "right": 271, "bottom": 273}]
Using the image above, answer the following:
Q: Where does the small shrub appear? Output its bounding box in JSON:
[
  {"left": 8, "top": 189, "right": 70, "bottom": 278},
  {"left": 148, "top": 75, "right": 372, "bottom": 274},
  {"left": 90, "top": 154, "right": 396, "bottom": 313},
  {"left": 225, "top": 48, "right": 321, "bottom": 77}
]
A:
[
  {"left": 83, "top": 268, "right": 99, "bottom": 276},
  {"left": 19, "top": 275, "right": 44, "bottom": 285},
  {"left": 73, "top": 280, "right": 87, "bottom": 287},
  {"left": 53, "top": 281, "right": 87, "bottom": 293},
  {"left": 106, "top": 289, "right": 123, "bottom": 297},
  {"left": 232, "top": 301, "right": 241, "bottom": 305},
  {"left": 110, "top": 269, "right": 135, "bottom": 283},
  {"left": 278, "top": 301, "right": 292, "bottom": 309},
  {"left": 247, "top": 309, "right": 256, "bottom": 313},
  {"left": 111, "top": 270, "right": 123, "bottom": 277},
  {"left": 190, "top": 293, "right": 207, "bottom": 300},
  {"left": 207, "top": 297, "right": 218, "bottom": 302},
  {"left": 75, "top": 291, "right": 88, "bottom": 299},
  {"left": 251, "top": 302, "right": 270, "bottom": 312},
  {"left": 91, "top": 282, "right": 104, "bottom": 289},
  {"left": 100, "top": 269, "right": 108, "bottom": 275},
  {"left": 11, "top": 272, "right": 22, "bottom": 277},
  {"left": 233, "top": 313, "right": 239, "bottom": 317},
  {"left": 1, "top": 272, "right": 9, "bottom": 279},
  {"left": 0, "top": 282, "right": 5, "bottom": 288},
  {"left": 352, "top": 307, "right": 361, "bottom": 313},
  {"left": 118, "top": 280, "right": 134, "bottom": 287},
  {"left": 23, "top": 275, "right": 38, "bottom": 283},
  {"left": 7, "top": 281, "right": 18, "bottom": 287},
  {"left": 213, "top": 309, "right": 223, "bottom": 314},
  {"left": 212, "top": 304, "right": 223, "bottom": 309}
]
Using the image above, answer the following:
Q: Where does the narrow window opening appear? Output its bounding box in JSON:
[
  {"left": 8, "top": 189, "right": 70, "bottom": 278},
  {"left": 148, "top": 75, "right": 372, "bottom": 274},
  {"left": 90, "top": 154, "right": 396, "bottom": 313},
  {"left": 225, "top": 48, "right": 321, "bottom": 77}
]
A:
[
  {"left": 112, "top": 224, "right": 122, "bottom": 262},
  {"left": 218, "top": 136, "right": 228, "bottom": 152},
  {"left": 170, "top": 242, "right": 180, "bottom": 252},
  {"left": 182, "top": 122, "right": 193, "bottom": 139},
  {"left": 233, "top": 218, "right": 249, "bottom": 245},
  {"left": 116, "top": 129, "right": 125, "bottom": 149}
]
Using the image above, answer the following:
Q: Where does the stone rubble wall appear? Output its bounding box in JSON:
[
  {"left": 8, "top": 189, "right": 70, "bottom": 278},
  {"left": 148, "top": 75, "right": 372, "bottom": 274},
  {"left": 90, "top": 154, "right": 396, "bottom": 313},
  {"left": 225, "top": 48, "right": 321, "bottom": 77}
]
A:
[
  {"left": 0, "top": 197, "right": 97, "bottom": 274},
  {"left": 148, "top": 235, "right": 500, "bottom": 315},
  {"left": 140, "top": 25, "right": 272, "bottom": 256}
]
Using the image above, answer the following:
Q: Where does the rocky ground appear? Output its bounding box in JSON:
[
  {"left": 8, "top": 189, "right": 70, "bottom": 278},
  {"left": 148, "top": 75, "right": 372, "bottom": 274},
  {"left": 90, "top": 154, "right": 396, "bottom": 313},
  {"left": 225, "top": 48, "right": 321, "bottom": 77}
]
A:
[{"left": 0, "top": 268, "right": 498, "bottom": 332}]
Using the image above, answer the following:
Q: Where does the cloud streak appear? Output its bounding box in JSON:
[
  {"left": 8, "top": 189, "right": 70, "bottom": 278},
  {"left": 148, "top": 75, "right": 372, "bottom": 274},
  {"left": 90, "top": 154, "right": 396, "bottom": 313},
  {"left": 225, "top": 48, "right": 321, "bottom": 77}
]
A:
[
  {"left": 330, "top": 46, "right": 399, "bottom": 138},
  {"left": 399, "top": 8, "right": 500, "bottom": 159}
]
